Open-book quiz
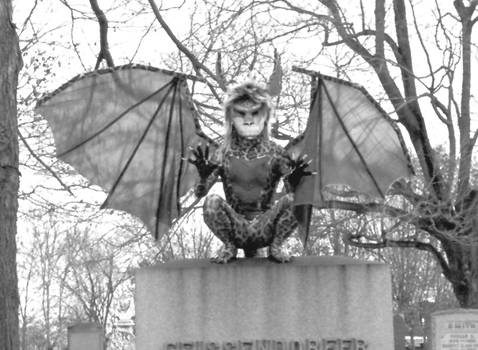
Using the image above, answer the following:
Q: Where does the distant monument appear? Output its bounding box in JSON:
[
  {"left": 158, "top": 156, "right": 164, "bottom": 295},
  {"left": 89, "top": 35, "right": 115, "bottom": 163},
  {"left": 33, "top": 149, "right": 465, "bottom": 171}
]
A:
[
  {"left": 67, "top": 323, "right": 104, "bottom": 350},
  {"left": 430, "top": 309, "right": 478, "bottom": 350},
  {"left": 394, "top": 314, "right": 408, "bottom": 350}
]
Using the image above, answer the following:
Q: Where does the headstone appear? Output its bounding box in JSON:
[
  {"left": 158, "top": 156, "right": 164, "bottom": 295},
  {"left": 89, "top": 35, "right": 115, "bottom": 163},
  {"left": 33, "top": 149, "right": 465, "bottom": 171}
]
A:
[
  {"left": 135, "top": 256, "right": 394, "bottom": 350},
  {"left": 394, "top": 314, "right": 408, "bottom": 350},
  {"left": 68, "top": 323, "right": 104, "bottom": 350},
  {"left": 430, "top": 309, "right": 478, "bottom": 350}
]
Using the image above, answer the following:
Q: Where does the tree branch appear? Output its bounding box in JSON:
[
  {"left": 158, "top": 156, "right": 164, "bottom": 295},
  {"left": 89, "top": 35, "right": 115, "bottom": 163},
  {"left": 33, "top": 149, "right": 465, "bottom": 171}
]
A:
[
  {"left": 393, "top": 0, "right": 418, "bottom": 99},
  {"left": 18, "top": 130, "right": 73, "bottom": 195},
  {"left": 347, "top": 235, "right": 455, "bottom": 282},
  {"left": 428, "top": 93, "right": 452, "bottom": 125},
  {"left": 454, "top": 0, "right": 477, "bottom": 198},
  {"left": 375, "top": 0, "right": 385, "bottom": 60},
  {"left": 148, "top": 0, "right": 223, "bottom": 102},
  {"left": 323, "top": 29, "right": 400, "bottom": 59},
  {"left": 18, "top": 0, "right": 38, "bottom": 38},
  {"left": 89, "top": 0, "right": 114, "bottom": 68},
  {"left": 318, "top": 199, "right": 409, "bottom": 217}
]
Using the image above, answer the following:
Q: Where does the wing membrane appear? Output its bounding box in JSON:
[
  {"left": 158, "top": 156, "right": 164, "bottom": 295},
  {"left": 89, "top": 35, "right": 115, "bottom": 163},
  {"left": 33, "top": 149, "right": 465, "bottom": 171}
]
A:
[{"left": 36, "top": 65, "right": 207, "bottom": 239}]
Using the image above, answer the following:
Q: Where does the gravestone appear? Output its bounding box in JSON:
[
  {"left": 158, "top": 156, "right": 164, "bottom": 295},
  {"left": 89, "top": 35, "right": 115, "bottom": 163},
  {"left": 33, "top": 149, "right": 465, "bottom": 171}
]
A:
[
  {"left": 394, "top": 314, "right": 408, "bottom": 350},
  {"left": 68, "top": 323, "right": 104, "bottom": 350},
  {"left": 430, "top": 309, "right": 478, "bottom": 350},
  {"left": 135, "top": 256, "right": 394, "bottom": 350}
]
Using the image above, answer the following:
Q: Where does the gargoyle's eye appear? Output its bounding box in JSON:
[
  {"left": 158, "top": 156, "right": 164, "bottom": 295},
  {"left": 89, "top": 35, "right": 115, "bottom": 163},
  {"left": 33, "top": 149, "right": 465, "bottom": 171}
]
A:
[
  {"left": 252, "top": 110, "right": 259, "bottom": 116},
  {"left": 237, "top": 111, "right": 246, "bottom": 117}
]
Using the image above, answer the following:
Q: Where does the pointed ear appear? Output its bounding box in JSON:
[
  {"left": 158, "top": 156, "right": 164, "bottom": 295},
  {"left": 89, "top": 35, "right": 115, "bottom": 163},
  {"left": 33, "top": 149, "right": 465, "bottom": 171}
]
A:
[{"left": 267, "top": 49, "right": 283, "bottom": 97}]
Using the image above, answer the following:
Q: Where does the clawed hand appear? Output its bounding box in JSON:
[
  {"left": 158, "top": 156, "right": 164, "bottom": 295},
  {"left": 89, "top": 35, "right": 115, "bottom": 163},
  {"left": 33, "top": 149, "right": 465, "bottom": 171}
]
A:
[
  {"left": 188, "top": 144, "right": 220, "bottom": 179},
  {"left": 288, "top": 154, "right": 316, "bottom": 189}
]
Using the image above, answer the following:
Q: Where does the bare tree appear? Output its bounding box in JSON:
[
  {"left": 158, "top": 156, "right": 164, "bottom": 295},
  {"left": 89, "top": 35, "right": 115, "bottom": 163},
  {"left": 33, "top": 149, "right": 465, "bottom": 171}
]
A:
[
  {"left": 300, "top": 0, "right": 478, "bottom": 308},
  {"left": 60, "top": 224, "right": 147, "bottom": 348}
]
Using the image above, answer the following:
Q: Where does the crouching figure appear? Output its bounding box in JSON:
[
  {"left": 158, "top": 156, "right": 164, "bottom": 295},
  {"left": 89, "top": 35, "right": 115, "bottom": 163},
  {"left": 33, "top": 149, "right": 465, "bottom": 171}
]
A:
[{"left": 189, "top": 81, "right": 312, "bottom": 263}]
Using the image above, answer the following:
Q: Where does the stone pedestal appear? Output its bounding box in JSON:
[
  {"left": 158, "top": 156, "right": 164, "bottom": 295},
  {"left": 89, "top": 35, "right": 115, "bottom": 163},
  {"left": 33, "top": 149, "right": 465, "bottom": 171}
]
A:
[{"left": 135, "top": 257, "right": 393, "bottom": 350}]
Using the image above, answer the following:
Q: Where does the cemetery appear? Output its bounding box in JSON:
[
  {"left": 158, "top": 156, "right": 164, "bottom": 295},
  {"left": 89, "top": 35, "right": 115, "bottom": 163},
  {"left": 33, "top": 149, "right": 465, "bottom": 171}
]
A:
[{"left": 1, "top": 1, "right": 478, "bottom": 350}]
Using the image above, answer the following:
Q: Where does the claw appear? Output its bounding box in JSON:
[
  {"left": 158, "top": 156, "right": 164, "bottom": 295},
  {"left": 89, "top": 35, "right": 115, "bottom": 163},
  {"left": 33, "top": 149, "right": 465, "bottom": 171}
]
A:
[
  {"left": 210, "top": 245, "right": 237, "bottom": 264},
  {"left": 268, "top": 246, "right": 293, "bottom": 263},
  {"left": 268, "top": 253, "right": 293, "bottom": 263}
]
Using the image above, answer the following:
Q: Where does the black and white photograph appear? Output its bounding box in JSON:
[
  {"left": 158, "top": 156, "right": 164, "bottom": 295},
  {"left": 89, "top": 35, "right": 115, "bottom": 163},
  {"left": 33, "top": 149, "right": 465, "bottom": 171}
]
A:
[{"left": 1, "top": 1, "right": 478, "bottom": 349}]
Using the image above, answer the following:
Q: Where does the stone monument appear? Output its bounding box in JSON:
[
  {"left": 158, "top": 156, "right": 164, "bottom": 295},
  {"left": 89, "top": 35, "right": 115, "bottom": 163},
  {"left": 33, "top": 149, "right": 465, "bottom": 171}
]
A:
[
  {"left": 135, "top": 256, "right": 394, "bottom": 350},
  {"left": 67, "top": 322, "right": 104, "bottom": 350},
  {"left": 430, "top": 309, "right": 478, "bottom": 350}
]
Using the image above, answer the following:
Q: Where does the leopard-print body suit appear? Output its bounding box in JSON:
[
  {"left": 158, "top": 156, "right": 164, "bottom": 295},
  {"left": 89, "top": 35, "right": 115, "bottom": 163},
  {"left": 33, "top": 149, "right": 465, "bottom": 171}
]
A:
[{"left": 195, "top": 129, "right": 298, "bottom": 263}]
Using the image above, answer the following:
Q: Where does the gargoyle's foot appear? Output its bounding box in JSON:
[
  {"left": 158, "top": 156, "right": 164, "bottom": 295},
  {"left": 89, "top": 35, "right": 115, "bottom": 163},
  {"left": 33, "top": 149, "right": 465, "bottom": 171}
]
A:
[
  {"left": 268, "top": 245, "right": 292, "bottom": 263},
  {"left": 211, "top": 245, "right": 238, "bottom": 264}
]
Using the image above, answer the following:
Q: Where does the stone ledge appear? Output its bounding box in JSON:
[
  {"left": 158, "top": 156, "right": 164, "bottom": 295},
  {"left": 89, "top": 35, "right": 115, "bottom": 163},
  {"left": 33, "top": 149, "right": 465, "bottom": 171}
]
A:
[{"left": 137, "top": 256, "right": 386, "bottom": 271}]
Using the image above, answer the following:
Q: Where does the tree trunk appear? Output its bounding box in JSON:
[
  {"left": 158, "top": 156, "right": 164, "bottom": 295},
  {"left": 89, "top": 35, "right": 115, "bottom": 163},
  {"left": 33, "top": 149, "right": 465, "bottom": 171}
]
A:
[
  {"left": 443, "top": 240, "right": 478, "bottom": 308},
  {"left": 450, "top": 270, "right": 478, "bottom": 308},
  {"left": 453, "top": 282, "right": 478, "bottom": 308},
  {"left": 0, "top": 1, "right": 22, "bottom": 350}
]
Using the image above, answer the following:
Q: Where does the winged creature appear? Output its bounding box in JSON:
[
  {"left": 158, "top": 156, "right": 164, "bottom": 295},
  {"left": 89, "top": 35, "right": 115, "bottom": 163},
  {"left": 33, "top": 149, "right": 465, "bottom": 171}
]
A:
[
  {"left": 35, "top": 64, "right": 412, "bottom": 263},
  {"left": 188, "top": 81, "right": 314, "bottom": 263}
]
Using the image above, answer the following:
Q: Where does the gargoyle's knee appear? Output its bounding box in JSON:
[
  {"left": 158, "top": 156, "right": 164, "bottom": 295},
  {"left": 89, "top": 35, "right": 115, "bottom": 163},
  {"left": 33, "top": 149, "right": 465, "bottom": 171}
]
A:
[{"left": 202, "top": 194, "right": 230, "bottom": 234}]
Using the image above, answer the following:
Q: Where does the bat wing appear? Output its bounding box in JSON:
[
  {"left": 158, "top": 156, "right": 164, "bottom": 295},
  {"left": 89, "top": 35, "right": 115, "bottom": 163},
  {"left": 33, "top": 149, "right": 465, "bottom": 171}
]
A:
[
  {"left": 36, "top": 64, "right": 211, "bottom": 239},
  {"left": 289, "top": 73, "right": 413, "bottom": 206},
  {"left": 287, "top": 73, "right": 413, "bottom": 245}
]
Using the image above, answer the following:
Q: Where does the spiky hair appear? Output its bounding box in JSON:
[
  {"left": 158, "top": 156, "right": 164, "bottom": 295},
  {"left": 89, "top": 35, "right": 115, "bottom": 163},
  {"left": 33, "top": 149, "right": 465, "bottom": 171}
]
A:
[{"left": 223, "top": 80, "right": 273, "bottom": 112}]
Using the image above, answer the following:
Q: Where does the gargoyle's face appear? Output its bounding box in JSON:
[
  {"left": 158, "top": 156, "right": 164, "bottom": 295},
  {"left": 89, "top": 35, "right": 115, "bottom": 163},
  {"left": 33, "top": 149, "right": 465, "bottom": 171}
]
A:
[{"left": 230, "top": 100, "right": 268, "bottom": 139}]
